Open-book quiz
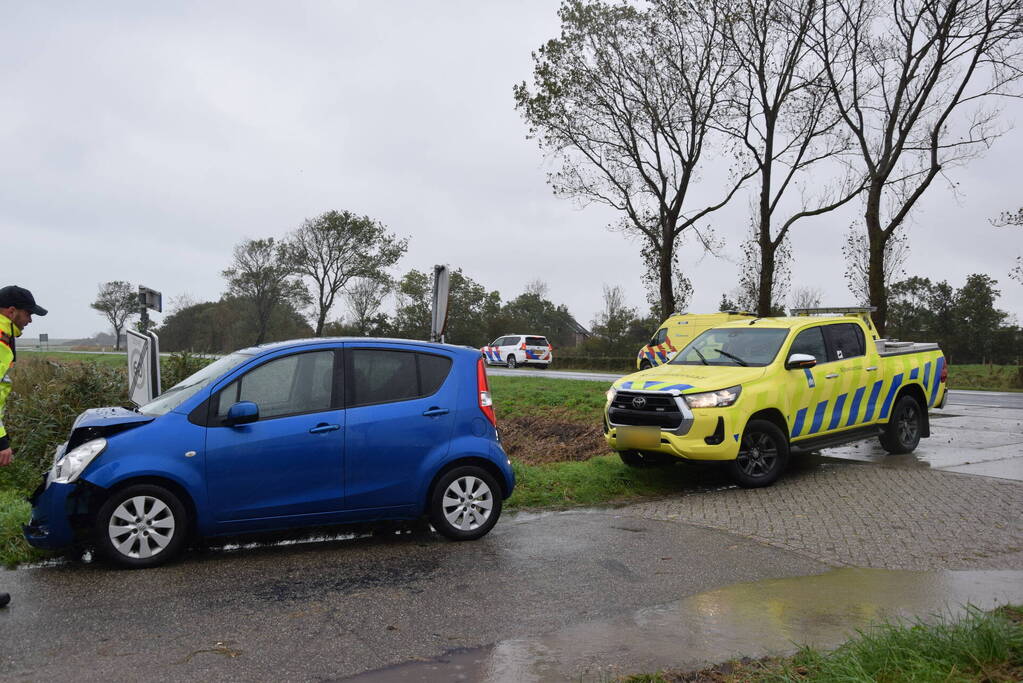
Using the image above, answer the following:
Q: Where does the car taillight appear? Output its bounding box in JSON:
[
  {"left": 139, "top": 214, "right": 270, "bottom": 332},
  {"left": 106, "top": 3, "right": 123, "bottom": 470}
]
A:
[
  {"left": 477, "top": 356, "right": 497, "bottom": 427},
  {"left": 940, "top": 361, "right": 948, "bottom": 383},
  {"left": 520, "top": 342, "right": 526, "bottom": 350}
]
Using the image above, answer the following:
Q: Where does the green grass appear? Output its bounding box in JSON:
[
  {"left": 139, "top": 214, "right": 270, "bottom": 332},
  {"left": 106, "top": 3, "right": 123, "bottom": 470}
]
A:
[
  {"left": 19, "top": 349, "right": 127, "bottom": 367},
  {"left": 948, "top": 364, "right": 1023, "bottom": 392},
  {"left": 488, "top": 374, "right": 609, "bottom": 422},
  {"left": 626, "top": 605, "right": 1023, "bottom": 682},
  {"left": 0, "top": 489, "right": 49, "bottom": 568},
  {"left": 505, "top": 455, "right": 713, "bottom": 509}
]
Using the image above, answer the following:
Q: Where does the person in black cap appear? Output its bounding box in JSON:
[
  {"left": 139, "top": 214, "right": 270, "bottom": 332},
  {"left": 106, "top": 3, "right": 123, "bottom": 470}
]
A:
[{"left": 0, "top": 285, "right": 48, "bottom": 609}]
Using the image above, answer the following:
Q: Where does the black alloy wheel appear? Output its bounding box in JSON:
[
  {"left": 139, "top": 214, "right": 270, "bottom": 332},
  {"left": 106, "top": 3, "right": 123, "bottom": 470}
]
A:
[
  {"left": 506, "top": 355, "right": 517, "bottom": 369},
  {"left": 728, "top": 419, "right": 789, "bottom": 488},
  {"left": 879, "top": 395, "right": 923, "bottom": 454}
]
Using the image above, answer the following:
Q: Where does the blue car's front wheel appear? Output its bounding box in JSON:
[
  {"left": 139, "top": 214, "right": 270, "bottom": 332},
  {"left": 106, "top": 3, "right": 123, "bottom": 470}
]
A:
[
  {"left": 95, "top": 484, "right": 189, "bottom": 568},
  {"left": 430, "top": 466, "right": 502, "bottom": 541}
]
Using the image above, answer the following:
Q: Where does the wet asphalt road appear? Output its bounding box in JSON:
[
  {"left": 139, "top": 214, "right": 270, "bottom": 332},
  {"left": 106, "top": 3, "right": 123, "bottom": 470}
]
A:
[{"left": 1, "top": 510, "right": 827, "bottom": 681}]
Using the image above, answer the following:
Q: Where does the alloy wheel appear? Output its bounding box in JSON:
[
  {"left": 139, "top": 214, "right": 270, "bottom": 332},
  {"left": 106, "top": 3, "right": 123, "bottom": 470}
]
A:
[
  {"left": 441, "top": 475, "right": 494, "bottom": 531},
  {"left": 107, "top": 495, "right": 176, "bottom": 560},
  {"left": 737, "top": 431, "right": 779, "bottom": 478}
]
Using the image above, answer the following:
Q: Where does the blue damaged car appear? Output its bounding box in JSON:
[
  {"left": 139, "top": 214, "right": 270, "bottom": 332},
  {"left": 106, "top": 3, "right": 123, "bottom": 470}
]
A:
[{"left": 24, "top": 338, "right": 514, "bottom": 568}]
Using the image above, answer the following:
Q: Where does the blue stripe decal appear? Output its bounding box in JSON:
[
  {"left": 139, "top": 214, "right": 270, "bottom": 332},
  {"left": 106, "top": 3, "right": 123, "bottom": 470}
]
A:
[
  {"left": 804, "top": 368, "right": 815, "bottom": 388},
  {"left": 621, "top": 381, "right": 633, "bottom": 389},
  {"left": 863, "top": 380, "right": 884, "bottom": 422},
  {"left": 659, "top": 383, "right": 694, "bottom": 391},
  {"left": 733, "top": 434, "right": 739, "bottom": 442},
  {"left": 922, "top": 361, "right": 931, "bottom": 391},
  {"left": 879, "top": 373, "right": 904, "bottom": 419},
  {"left": 828, "top": 394, "right": 847, "bottom": 431},
  {"left": 929, "top": 357, "right": 945, "bottom": 406},
  {"left": 643, "top": 381, "right": 661, "bottom": 389},
  {"left": 909, "top": 367, "right": 919, "bottom": 380},
  {"left": 846, "top": 387, "right": 866, "bottom": 427},
  {"left": 791, "top": 408, "right": 808, "bottom": 437},
  {"left": 809, "top": 400, "right": 828, "bottom": 434}
]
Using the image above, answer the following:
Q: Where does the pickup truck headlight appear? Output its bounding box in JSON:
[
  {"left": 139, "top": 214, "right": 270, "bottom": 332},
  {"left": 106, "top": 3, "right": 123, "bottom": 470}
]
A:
[
  {"left": 605, "top": 388, "right": 616, "bottom": 404},
  {"left": 684, "top": 386, "right": 742, "bottom": 408},
  {"left": 50, "top": 438, "right": 107, "bottom": 484}
]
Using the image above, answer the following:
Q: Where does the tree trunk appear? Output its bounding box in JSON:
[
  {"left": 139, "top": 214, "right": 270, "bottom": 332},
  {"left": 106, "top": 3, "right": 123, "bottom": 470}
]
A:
[
  {"left": 757, "top": 239, "right": 775, "bottom": 317},
  {"left": 864, "top": 185, "right": 888, "bottom": 336},
  {"left": 658, "top": 234, "right": 675, "bottom": 320},
  {"left": 315, "top": 309, "right": 326, "bottom": 337},
  {"left": 757, "top": 118, "right": 776, "bottom": 318}
]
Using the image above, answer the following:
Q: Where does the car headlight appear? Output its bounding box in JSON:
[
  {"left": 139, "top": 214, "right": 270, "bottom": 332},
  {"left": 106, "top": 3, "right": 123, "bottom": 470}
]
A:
[
  {"left": 683, "top": 386, "right": 742, "bottom": 408},
  {"left": 50, "top": 438, "right": 107, "bottom": 484},
  {"left": 606, "top": 388, "right": 616, "bottom": 404}
]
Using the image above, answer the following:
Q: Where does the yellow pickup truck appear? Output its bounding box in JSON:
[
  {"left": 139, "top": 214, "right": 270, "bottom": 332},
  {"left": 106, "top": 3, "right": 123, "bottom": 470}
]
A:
[{"left": 604, "top": 308, "right": 947, "bottom": 487}]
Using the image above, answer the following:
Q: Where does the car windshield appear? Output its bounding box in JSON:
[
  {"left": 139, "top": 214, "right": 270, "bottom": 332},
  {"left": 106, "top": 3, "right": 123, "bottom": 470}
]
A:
[
  {"left": 670, "top": 328, "right": 788, "bottom": 367},
  {"left": 140, "top": 352, "right": 254, "bottom": 416}
]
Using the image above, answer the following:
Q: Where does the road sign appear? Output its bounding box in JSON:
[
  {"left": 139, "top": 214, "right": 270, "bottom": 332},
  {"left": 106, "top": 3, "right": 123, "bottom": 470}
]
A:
[
  {"left": 431, "top": 265, "right": 450, "bottom": 343},
  {"left": 126, "top": 329, "right": 161, "bottom": 405}
]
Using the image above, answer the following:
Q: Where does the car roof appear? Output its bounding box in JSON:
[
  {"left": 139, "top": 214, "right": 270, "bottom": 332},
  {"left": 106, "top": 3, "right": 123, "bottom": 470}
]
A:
[
  {"left": 495, "top": 333, "right": 548, "bottom": 338},
  {"left": 236, "top": 337, "right": 478, "bottom": 357},
  {"left": 713, "top": 316, "right": 864, "bottom": 330}
]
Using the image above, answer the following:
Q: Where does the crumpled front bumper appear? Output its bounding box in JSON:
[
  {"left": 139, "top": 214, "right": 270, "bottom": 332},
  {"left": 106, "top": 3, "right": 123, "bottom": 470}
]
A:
[{"left": 23, "top": 477, "right": 80, "bottom": 550}]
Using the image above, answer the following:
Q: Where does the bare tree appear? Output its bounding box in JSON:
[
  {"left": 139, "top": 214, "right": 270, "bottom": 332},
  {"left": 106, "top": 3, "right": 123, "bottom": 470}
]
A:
[
  {"left": 790, "top": 285, "right": 824, "bottom": 310},
  {"left": 523, "top": 279, "right": 550, "bottom": 299},
  {"left": 345, "top": 277, "right": 392, "bottom": 336},
  {"left": 816, "top": 0, "right": 1023, "bottom": 334},
  {"left": 515, "top": 0, "right": 756, "bottom": 319},
  {"left": 720, "top": 0, "right": 864, "bottom": 316},
  {"left": 223, "top": 238, "right": 308, "bottom": 346},
  {"left": 90, "top": 281, "right": 136, "bottom": 350},
  {"left": 735, "top": 226, "right": 791, "bottom": 314},
  {"left": 591, "top": 284, "right": 638, "bottom": 352},
  {"left": 283, "top": 211, "right": 407, "bottom": 336},
  {"left": 993, "top": 209, "right": 1023, "bottom": 283},
  {"left": 842, "top": 223, "right": 909, "bottom": 306}
]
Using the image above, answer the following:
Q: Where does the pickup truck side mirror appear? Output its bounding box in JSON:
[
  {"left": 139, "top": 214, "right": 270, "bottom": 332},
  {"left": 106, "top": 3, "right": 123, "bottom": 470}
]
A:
[
  {"left": 786, "top": 353, "right": 817, "bottom": 370},
  {"left": 224, "top": 401, "right": 259, "bottom": 427}
]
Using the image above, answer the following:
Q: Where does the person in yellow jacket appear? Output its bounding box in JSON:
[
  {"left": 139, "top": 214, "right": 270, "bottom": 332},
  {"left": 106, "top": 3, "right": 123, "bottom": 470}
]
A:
[{"left": 0, "top": 285, "right": 48, "bottom": 609}]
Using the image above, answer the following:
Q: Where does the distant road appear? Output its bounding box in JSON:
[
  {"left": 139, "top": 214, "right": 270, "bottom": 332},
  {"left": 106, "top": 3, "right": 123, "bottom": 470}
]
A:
[{"left": 23, "top": 350, "right": 1022, "bottom": 410}]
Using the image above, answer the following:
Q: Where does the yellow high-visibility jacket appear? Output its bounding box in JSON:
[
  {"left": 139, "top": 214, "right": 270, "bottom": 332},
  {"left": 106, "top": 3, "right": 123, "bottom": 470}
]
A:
[{"left": 0, "top": 312, "right": 20, "bottom": 451}]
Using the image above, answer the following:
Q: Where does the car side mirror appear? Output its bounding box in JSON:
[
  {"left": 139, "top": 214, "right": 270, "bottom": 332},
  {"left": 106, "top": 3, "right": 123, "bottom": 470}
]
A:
[
  {"left": 786, "top": 353, "right": 817, "bottom": 370},
  {"left": 224, "top": 401, "right": 259, "bottom": 427}
]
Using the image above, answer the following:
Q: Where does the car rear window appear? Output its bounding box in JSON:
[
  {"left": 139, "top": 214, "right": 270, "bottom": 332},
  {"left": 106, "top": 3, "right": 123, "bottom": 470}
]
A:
[{"left": 525, "top": 337, "right": 549, "bottom": 346}]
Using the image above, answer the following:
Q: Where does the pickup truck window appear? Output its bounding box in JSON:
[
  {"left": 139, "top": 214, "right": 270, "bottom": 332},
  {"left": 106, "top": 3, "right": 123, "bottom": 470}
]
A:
[
  {"left": 825, "top": 323, "right": 866, "bottom": 360},
  {"left": 671, "top": 328, "right": 788, "bottom": 367},
  {"left": 790, "top": 327, "right": 827, "bottom": 361}
]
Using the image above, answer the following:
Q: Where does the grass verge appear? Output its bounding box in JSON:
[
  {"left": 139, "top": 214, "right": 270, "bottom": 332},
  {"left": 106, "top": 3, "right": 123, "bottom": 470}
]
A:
[
  {"left": 625, "top": 605, "right": 1023, "bottom": 682},
  {"left": 948, "top": 364, "right": 1023, "bottom": 392}
]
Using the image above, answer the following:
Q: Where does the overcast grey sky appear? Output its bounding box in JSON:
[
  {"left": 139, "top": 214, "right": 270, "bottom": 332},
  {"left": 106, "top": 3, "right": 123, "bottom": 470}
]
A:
[{"left": 3, "top": 1, "right": 1021, "bottom": 340}]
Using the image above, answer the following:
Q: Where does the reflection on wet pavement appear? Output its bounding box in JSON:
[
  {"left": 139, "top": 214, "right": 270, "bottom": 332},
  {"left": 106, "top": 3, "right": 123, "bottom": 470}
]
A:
[
  {"left": 818, "top": 404, "right": 1023, "bottom": 481},
  {"left": 348, "top": 567, "right": 1023, "bottom": 682}
]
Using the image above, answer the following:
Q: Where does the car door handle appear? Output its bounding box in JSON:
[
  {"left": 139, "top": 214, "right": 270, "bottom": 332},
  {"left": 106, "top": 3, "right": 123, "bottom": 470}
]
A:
[
  {"left": 309, "top": 423, "right": 341, "bottom": 434},
  {"left": 422, "top": 407, "right": 450, "bottom": 417},
  {"left": 866, "top": 366, "right": 878, "bottom": 372},
  {"left": 825, "top": 373, "right": 839, "bottom": 379}
]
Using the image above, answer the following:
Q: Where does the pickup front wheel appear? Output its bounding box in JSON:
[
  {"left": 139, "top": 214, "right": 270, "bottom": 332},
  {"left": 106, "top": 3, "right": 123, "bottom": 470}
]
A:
[
  {"left": 728, "top": 420, "right": 789, "bottom": 488},
  {"left": 879, "top": 395, "right": 923, "bottom": 454}
]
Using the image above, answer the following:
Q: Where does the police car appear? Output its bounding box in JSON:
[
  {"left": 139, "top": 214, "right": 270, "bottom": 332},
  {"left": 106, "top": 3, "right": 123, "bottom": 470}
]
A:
[{"left": 481, "top": 334, "right": 552, "bottom": 369}]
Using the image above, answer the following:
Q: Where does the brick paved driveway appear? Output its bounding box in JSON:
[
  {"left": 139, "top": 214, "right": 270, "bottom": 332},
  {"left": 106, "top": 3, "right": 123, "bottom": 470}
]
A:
[{"left": 625, "top": 463, "right": 1023, "bottom": 570}]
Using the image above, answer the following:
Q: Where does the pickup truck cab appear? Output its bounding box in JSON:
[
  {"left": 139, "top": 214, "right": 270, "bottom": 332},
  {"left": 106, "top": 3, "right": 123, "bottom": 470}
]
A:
[
  {"left": 637, "top": 312, "right": 755, "bottom": 370},
  {"left": 606, "top": 309, "right": 947, "bottom": 487}
]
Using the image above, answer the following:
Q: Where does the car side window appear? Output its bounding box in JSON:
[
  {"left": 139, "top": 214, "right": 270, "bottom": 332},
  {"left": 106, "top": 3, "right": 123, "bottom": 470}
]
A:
[
  {"left": 790, "top": 327, "right": 827, "bottom": 362},
  {"left": 825, "top": 323, "right": 866, "bottom": 360},
  {"left": 216, "top": 350, "right": 336, "bottom": 421},
  {"left": 348, "top": 349, "right": 453, "bottom": 407}
]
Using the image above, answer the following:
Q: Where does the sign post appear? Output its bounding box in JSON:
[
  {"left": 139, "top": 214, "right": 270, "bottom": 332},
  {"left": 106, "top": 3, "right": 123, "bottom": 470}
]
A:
[
  {"left": 127, "top": 285, "right": 163, "bottom": 404},
  {"left": 430, "top": 265, "right": 450, "bottom": 343}
]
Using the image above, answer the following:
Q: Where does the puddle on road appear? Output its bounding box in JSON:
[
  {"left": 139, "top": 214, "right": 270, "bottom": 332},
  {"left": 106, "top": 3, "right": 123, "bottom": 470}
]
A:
[{"left": 347, "top": 567, "right": 1023, "bottom": 682}]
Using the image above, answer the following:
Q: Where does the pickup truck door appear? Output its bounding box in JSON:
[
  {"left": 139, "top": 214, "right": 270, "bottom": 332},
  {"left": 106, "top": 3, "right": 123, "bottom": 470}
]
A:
[
  {"left": 818, "top": 322, "right": 884, "bottom": 432},
  {"left": 783, "top": 326, "right": 832, "bottom": 441}
]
